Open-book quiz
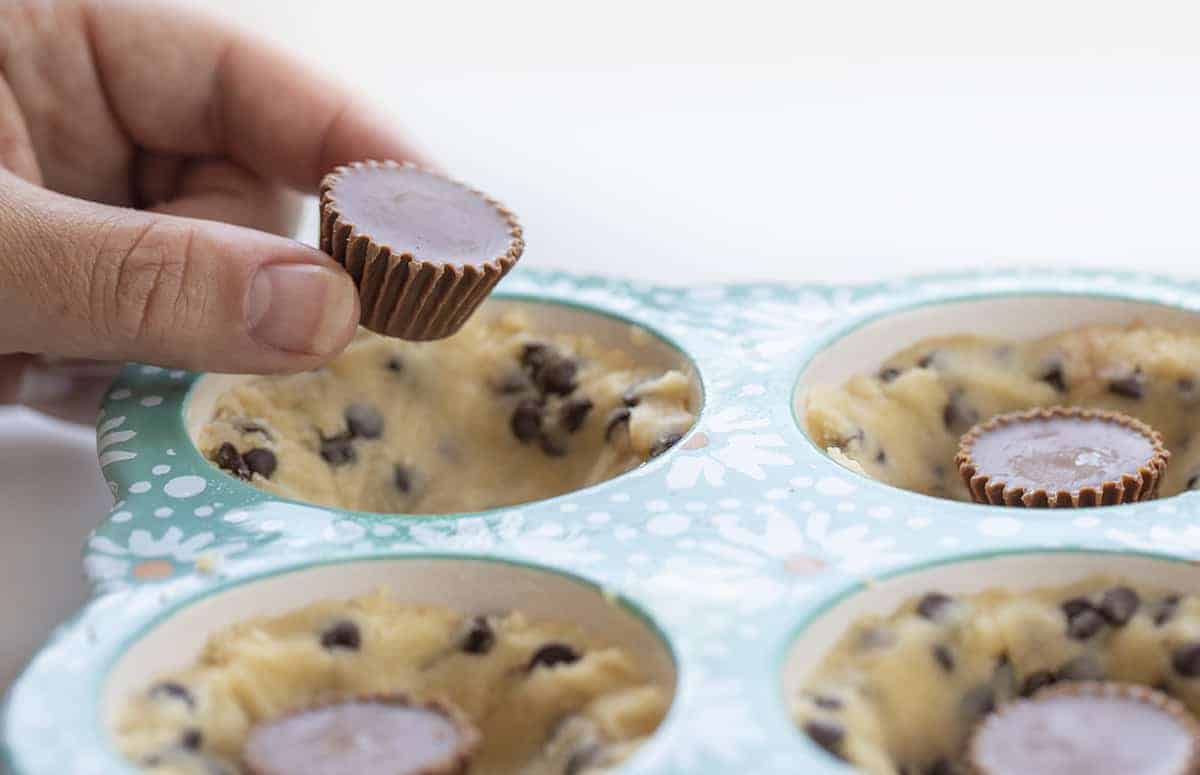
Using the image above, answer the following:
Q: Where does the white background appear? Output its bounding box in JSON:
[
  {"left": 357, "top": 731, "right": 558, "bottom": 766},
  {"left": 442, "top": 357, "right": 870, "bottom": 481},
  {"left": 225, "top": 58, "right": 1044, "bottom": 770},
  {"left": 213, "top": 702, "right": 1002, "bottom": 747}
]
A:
[{"left": 4, "top": 0, "right": 1200, "bottom": 687}]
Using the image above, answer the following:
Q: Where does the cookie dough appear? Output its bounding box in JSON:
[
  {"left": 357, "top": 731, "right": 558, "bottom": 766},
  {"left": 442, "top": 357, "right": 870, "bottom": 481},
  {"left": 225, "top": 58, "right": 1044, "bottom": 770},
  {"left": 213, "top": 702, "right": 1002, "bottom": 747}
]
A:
[
  {"left": 116, "top": 590, "right": 669, "bottom": 775},
  {"left": 199, "top": 309, "right": 697, "bottom": 513},
  {"left": 793, "top": 578, "right": 1200, "bottom": 774},
  {"left": 804, "top": 325, "right": 1200, "bottom": 501}
]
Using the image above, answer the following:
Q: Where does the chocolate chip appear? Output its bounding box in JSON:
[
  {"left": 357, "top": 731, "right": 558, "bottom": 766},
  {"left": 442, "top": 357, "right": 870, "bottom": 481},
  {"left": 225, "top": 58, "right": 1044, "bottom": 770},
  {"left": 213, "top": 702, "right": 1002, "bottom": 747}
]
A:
[
  {"left": 932, "top": 644, "right": 955, "bottom": 672},
  {"left": 1188, "top": 475, "right": 1200, "bottom": 491},
  {"left": 1098, "top": 586, "right": 1140, "bottom": 626},
  {"left": 564, "top": 743, "right": 603, "bottom": 775},
  {"left": 344, "top": 403, "right": 384, "bottom": 439},
  {"left": 622, "top": 384, "right": 643, "bottom": 407},
  {"left": 942, "top": 392, "right": 978, "bottom": 432},
  {"left": 181, "top": 729, "right": 203, "bottom": 750},
  {"left": 535, "top": 357, "right": 579, "bottom": 396},
  {"left": 1108, "top": 370, "right": 1145, "bottom": 400},
  {"left": 1174, "top": 642, "right": 1200, "bottom": 677},
  {"left": 242, "top": 448, "right": 277, "bottom": 479},
  {"left": 1180, "top": 377, "right": 1196, "bottom": 396},
  {"left": 149, "top": 681, "right": 195, "bottom": 709},
  {"left": 649, "top": 432, "right": 683, "bottom": 458},
  {"left": 1062, "top": 598, "right": 1108, "bottom": 639},
  {"left": 1039, "top": 362, "right": 1068, "bottom": 392},
  {"left": 393, "top": 465, "right": 414, "bottom": 494},
  {"left": 812, "top": 694, "right": 843, "bottom": 711},
  {"left": 319, "top": 620, "right": 361, "bottom": 651},
  {"left": 916, "top": 592, "right": 955, "bottom": 621},
  {"left": 521, "top": 342, "right": 551, "bottom": 371},
  {"left": 213, "top": 442, "right": 249, "bottom": 480},
  {"left": 917, "top": 353, "right": 938, "bottom": 369},
  {"left": 1056, "top": 655, "right": 1104, "bottom": 681},
  {"left": 461, "top": 616, "right": 495, "bottom": 655},
  {"left": 1067, "top": 608, "right": 1106, "bottom": 640},
  {"left": 878, "top": 367, "right": 902, "bottom": 383},
  {"left": 385, "top": 356, "right": 404, "bottom": 373},
  {"left": 1020, "top": 670, "right": 1056, "bottom": 697},
  {"left": 319, "top": 432, "right": 356, "bottom": 466},
  {"left": 803, "top": 719, "right": 845, "bottom": 758},
  {"left": 875, "top": 449, "right": 887, "bottom": 464},
  {"left": 1061, "top": 597, "right": 1094, "bottom": 621},
  {"left": 559, "top": 397, "right": 594, "bottom": 433},
  {"left": 528, "top": 642, "right": 581, "bottom": 671},
  {"left": 604, "top": 407, "right": 631, "bottom": 442},
  {"left": 511, "top": 399, "right": 544, "bottom": 443},
  {"left": 539, "top": 433, "right": 568, "bottom": 458},
  {"left": 1155, "top": 595, "right": 1182, "bottom": 626}
]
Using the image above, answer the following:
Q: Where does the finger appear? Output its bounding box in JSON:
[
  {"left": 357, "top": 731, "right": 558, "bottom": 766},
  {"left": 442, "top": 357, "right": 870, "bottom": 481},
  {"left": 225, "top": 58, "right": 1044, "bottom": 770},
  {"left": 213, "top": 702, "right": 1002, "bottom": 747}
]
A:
[
  {"left": 1, "top": 2, "right": 131, "bottom": 204},
  {"left": 146, "top": 158, "right": 304, "bottom": 237},
  {"left": 83, "top": 1, "right": 431, "bottom": 193},
  {"left": 0, "top": 171, "right": 358, "bottom": 374}
]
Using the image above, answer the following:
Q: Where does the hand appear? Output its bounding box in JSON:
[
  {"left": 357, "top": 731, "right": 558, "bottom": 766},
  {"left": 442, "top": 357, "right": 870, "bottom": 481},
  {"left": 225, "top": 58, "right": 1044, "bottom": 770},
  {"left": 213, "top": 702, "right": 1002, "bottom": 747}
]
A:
[{"left": 0, "top": 0, "right": 425, "bottom": 412}]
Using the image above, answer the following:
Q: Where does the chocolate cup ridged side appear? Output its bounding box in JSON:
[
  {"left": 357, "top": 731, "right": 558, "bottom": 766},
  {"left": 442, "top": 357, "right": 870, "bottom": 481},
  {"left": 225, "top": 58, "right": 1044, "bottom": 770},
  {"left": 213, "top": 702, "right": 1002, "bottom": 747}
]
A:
[
  {"left": 967, "top": 681, "right": 1200, "bottom": 775},
  {"left": 319, "top": 160, "right": 523, "bottom": 341},
  {"left": 244, "top": 693, "right": 480, "bottom": 775},
  {"left": 954, "top": 406, "right": 1169, "bottom": 508}
]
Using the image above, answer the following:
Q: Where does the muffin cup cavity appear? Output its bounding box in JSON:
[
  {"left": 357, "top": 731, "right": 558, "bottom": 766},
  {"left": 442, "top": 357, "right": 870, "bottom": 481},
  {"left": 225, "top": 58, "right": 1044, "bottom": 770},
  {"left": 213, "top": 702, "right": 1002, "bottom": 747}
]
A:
[
  {"left": 102, "top": 555, "right": 677, "bottom": 772},
  {"left": 183, "top": 296, "right": 703, "bottom": 516},
  {"left": 783, "top": 549, "right": 1200, "bottom": 771},
  {"left": 793, "top": 293, "right": 1200, "bottom": 507}
]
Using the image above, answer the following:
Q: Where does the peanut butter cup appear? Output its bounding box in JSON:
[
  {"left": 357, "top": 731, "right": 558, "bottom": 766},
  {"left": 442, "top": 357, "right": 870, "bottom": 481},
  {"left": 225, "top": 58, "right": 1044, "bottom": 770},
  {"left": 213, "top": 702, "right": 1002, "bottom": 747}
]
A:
[
  {"left": 320, "top": 160, "right": 523, "bottom": 340},
  {"left": 955, "top": 407, "right": 1169, "bottom": 507},
  {"left": 967, "top": 682, "right": 1200, "bottom": 775},
  {"left": 244, "top": 695, "right": 479, "bottom": 775}
]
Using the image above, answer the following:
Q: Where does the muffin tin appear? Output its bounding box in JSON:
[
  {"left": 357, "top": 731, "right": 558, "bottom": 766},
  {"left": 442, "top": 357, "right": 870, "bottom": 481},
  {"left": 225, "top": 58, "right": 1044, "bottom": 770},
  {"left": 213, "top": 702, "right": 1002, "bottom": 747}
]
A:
[{"left": 7, "top": 266, "right": 1200, "bottom": 775}]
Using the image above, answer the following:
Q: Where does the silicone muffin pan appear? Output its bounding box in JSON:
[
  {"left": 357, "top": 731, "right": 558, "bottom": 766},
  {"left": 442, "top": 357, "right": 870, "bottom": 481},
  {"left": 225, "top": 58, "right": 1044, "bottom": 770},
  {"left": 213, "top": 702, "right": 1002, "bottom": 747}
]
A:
[{"left": 6, "top": 266, "right": 1200, "bottom": 774}]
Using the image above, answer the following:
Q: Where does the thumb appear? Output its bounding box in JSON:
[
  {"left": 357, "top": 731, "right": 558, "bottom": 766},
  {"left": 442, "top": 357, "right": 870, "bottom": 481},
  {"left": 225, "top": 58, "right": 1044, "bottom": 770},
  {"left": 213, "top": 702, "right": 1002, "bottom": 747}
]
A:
[{"left": 0, "top": 171, "right": 359, "bottom": 373}]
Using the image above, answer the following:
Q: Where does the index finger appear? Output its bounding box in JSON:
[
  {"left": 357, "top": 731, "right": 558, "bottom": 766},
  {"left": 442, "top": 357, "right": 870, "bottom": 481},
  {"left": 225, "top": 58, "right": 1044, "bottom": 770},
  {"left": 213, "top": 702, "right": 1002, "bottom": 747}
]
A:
[{"left": 83, "top": 0, "right": 429, "bottom": 191}]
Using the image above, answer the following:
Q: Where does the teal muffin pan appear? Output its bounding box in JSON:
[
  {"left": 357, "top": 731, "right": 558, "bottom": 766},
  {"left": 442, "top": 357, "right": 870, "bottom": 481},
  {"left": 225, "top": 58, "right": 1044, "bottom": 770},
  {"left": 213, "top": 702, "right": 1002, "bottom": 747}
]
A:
[{"left": 6, "top": 266, "right": 1200, "bottom": 774}]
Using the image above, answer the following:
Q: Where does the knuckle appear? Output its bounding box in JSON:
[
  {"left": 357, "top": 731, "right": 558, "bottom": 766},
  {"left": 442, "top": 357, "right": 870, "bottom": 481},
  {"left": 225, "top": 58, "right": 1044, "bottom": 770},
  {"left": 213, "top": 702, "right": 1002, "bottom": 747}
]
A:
[{"left": 92, "top": 218, "right": 200, "bottom": 345}]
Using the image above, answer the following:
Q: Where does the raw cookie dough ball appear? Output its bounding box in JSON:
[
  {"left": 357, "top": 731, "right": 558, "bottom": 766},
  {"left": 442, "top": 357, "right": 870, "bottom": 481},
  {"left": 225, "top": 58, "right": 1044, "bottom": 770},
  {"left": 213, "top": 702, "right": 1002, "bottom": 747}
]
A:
[
  {"left": 805, "top": 325, "right": 1200, "bottom": 501},
  {"left": 198, "top": 309, "right": 697, "bottom": 514},
  {"left": 116, "top": 591, "right": 670, "bottom": 775},
  {"left": 793, "top": 578, "right": 1200, "bottom": 775}
]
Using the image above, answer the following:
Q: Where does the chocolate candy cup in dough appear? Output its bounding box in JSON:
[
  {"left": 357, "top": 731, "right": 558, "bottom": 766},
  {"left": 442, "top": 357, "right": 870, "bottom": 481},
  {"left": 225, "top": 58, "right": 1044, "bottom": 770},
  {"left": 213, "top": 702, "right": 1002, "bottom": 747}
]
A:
[
  {"left": 955, "top": 406, "right": 1169, "bottom": 507},
  {"left": 320, "top": 160, "right": 524, "bottom": 340},
  {"left": 967, "top": 682, "right": 1200, "bottom": 775},
  {"left": 244, "top": 695, "right": 480, "bottom": 775}
]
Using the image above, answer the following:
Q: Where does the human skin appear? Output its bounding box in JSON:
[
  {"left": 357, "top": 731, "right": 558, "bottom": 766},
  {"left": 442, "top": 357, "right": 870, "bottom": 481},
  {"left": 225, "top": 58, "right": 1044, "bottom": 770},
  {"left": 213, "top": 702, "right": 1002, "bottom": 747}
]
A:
[{"left": 0, "top": 0, "right": 427, "bottom": 415}]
